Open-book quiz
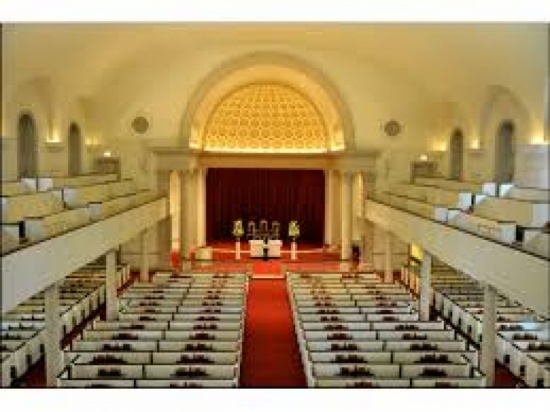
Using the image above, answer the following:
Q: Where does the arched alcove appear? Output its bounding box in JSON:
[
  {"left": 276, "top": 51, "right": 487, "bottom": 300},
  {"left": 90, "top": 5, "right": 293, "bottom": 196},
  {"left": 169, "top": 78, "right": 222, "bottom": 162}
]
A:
[
  {"left": 17, "top": 113, "right": 38, "bottom": 178},
  {"left": 203, "top": 82, "right": 329, "bottom": 153},
  {"left": 181, "top": 52, "right": 354, "bottom": 153},
  {"left": 68, "top": 122, "right": 83, "bottom": 176},
  {"left": 494, "top": 121, "right": 516, "bottom": 183},
  {"left": 449, "top": 129, "right": 464, "bottom": 180}
]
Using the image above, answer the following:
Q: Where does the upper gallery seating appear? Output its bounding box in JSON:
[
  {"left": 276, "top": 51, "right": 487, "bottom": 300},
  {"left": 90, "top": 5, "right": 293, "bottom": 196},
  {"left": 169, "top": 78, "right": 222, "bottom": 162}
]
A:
[
  {"left": 1, "top": 264, "right": 130, "bottom": 387},
  {"left": 58, "top": 272, "right": 248, "bottom": 388},
  {"left": 1, "top": 180, "right": 36, "bottom": 197},
  {"left": 522, "top": 231, "right": 550, "bottom": 258},
  {"left": 498, "top": 184, "right": 550, "bottom": 202},
  {"left": 414, "top": 177, "right": 497, "bottom": 196},
  {"left": 401, "top": 265, "right": 550, "bottom": 387},
  {"left": 288, "top": 272, "right": 484, "bottom": 388},
  {"left": 1, "top": 229, "right": 20, "bottom": 254},
  {"left": 1, "top": 174, "right": 158, "bottom": 248},
  {"left": 30, "top": 174, "right": 118, "bottom": 192},
  {"left": 373, "top": 177, "right": 549, "bottom": 251}
]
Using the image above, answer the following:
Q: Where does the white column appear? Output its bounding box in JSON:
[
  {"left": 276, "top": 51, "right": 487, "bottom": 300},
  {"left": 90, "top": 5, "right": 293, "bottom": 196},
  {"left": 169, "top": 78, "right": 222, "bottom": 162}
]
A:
[
  {"left": 359, "top": 171, "right": 368, "bottom": 263},
  {"left": 419, "top": 250, "right": 432, "bottom": 321},
  {"left": 383, "top": 229, "right": 393, "bottom": 283},
  {"left": 44, "top": 282, "right": 62, "bottom": 387},
  {"left": 324, "top": 169, "right": 334, "bottom": 245},
  {"left": 481, "top": 283, "right": 497, "bottom": 386},
  {"left": 179, "top": 170, "right": 188, "bottom": 260},
  {"left": 185, "top": 169, "right": 197, "bottom": 256},
  {"left": 351, "top": 172, "right": 360, "bottom": 242},
  {"left": 140, "top": 230, "right": 150, "bottom": 282},
  {"left": 156, "top": 170, "right": 172, "bottom": 269},
  {"left": 105, "top": 249, "right": 119, "bottom": 321},
  {"left": 196, "top": 167, "right": 207, "bottom": 247},
  {"left": 340, "top": 171, "right": 353, "bottom": 260}
]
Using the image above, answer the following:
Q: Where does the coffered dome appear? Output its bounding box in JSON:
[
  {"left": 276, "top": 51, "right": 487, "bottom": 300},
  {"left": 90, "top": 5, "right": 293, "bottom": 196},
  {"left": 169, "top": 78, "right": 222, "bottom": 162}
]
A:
[{"left": 203, "top": 83, "right": 330, "bottom": 153}]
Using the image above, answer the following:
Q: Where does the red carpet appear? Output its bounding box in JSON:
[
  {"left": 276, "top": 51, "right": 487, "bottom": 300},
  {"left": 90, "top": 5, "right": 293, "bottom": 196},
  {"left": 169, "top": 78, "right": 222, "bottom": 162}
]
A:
[{"left": 240, "top": 278, "right": 306, "bottom": 387}]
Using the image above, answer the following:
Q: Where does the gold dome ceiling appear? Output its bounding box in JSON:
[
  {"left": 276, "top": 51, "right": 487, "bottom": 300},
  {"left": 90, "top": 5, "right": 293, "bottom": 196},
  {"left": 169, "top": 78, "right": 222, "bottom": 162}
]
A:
[{"left": 203, "top": 83, "right": 329, "bottom": 153}]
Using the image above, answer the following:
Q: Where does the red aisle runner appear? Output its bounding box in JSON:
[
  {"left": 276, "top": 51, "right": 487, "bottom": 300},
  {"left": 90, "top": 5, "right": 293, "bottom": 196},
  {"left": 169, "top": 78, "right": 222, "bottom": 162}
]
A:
[{"left": 240, "top": 277, "right": 306, "bottom": 387}]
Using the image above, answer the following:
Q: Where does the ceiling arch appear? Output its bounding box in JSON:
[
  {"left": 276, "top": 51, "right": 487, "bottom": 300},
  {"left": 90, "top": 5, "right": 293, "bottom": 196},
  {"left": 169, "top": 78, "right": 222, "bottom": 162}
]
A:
[{"left": 182, "top": 51, "right": 353, "bottom": 152}]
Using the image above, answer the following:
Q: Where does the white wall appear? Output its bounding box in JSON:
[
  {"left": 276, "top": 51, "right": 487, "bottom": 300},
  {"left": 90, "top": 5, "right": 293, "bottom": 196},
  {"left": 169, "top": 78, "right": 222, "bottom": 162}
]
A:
[
  {"left": 3, "top": 78, "right": 101, "bottom": 180},
  {"left": 426, "top": 86, "right": 549, "bottom": 188}
]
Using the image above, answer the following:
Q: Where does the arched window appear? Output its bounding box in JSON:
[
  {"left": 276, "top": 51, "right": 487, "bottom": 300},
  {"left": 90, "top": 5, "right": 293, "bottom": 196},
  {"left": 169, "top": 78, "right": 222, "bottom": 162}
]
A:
[
  {"left": 449, "top": 128, "right": 464, "bottom": 180},
  {"left": 68, "top": 122, "right": 83, "bottom": 176},
  {"left": 494, "top": 121, "right": 515, "bottom": 183},
  {"left": 17, "top": 113, "right": 38, "bottom": 178}
]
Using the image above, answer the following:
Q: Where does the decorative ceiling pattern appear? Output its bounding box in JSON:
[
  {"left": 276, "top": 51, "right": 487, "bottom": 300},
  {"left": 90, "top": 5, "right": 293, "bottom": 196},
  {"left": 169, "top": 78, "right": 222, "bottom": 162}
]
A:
[{"left": 203, "top": 83, "right": 330, "bottom": 153}]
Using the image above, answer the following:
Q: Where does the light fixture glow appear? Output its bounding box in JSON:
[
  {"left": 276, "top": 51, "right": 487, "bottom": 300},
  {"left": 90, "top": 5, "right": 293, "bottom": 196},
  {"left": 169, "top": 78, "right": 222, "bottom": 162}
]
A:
[
  {"left": 530, "top": 136, "right": 548, "bottom": 145},
  {"left": 47, "top": 131, "right": 61, "bottom": 143},
  {"left": 103, "top": 150, "right": 112, "bottom": 157},
  {"left": 419, "top": 154, "right": 428, "bottom": 162}
]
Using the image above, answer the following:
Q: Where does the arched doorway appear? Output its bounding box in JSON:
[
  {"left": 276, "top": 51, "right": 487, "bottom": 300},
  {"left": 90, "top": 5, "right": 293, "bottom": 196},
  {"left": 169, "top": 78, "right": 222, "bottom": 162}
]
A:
[
  {"left": 17, "top": 113, "right": 38, "bottom": 178},
  {"left": 68, "top": 122, "right": 83, "bottom": 176},
  {"left": 494, "top": 121, "right": 515, "bottom": 183},
  {"left": 449, "top": 129, "right": 464, "bottom": 180}
]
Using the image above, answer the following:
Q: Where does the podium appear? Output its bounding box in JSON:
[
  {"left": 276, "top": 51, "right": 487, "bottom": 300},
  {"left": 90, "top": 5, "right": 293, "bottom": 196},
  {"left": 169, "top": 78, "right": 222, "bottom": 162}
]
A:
[{"left": 249, "top": 240, "right": 282, "bottom": 258}]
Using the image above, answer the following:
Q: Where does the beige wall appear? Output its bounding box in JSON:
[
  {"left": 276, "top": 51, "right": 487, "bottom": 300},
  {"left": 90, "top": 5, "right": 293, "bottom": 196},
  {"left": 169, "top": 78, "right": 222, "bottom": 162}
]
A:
[{"left": 2, "top": 25, "right": 547, "bottom": 188}]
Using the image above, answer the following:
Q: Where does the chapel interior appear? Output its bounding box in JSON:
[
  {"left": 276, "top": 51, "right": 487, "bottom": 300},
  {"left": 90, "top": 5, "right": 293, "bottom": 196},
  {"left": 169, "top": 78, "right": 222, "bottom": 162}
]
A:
[{"left": 1, "top": 23, "right": 549, "bottom": 390}]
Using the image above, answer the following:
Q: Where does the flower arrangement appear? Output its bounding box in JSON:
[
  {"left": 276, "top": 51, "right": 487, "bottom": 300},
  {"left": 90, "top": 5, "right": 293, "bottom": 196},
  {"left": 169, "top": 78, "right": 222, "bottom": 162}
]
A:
[
  {"left": 288, "top": 220, "right": 300, "bottom": 241},
  {"left": 232, "top": 219, "right": 244, "bottom": 240}
]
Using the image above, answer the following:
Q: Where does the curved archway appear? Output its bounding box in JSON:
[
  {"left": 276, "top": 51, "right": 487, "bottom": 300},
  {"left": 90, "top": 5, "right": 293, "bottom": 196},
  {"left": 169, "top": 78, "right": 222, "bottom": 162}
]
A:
[
  {"left": 181, "top": 52, "right": 354, "bottom": 153},
  {"left": 494, "top": 120, "right": 515, "bottom": 182},
  {"left": 68, "top": 122, "right": 83, "bottom": 176},
  {"left": 449, "top": 128, "right": 464, "bottom": 180},
  {"left": 17, "top": 113, "right": 38, "bottom": 178},
  {"left": 203, "top": 82, "right": 329, "bottom": 153}
]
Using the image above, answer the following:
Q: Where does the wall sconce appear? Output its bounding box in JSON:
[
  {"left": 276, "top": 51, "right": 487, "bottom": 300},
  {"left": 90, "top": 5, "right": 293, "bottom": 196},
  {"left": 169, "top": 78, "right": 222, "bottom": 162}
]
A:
[
  {"left": 103, "top": 150, "right": 112, "bottom": 158},
  {"left": 46, "top": 131, "right": 61, "bottom": 144},
  {"left": 419, "top": 154, "right": 428, "bottom": 162},
  {"left": 530, "top": 136, "right": 548, "bottom": 145},
  {"left": 470, "top": 139, "right": 481, "bottom": 150}
]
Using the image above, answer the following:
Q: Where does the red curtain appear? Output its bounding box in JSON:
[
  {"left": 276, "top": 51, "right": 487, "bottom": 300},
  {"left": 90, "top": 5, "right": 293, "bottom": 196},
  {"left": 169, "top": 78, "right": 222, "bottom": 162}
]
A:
[{"left": 206, "top": 168, "right": 325, "bottom": 243}]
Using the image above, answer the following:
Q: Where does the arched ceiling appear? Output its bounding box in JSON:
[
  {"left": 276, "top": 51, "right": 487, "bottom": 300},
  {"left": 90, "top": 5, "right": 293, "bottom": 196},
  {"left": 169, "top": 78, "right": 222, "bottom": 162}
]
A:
[
  {"left": 2, "top": 23, "right": 547, "bottom": 105},
  {"left": 2, "top": 23, "right": 547, "bottom": 147}
]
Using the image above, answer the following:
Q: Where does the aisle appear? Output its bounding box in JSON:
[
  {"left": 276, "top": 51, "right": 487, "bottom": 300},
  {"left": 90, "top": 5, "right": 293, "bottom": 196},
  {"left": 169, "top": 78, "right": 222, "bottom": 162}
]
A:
[{"left": 240, "top": 276, "right": 306, "bottom": 387}]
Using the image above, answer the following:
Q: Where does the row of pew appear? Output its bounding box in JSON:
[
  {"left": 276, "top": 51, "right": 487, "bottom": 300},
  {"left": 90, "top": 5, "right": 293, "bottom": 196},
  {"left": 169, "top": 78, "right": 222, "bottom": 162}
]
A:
[
  {"left": 1, "top": 173, "right": 158, "bottom": 252},
  {"left": 1, "top": 264, "right": 131, "bottom": 387},
  {"left": 374, "top": 177, "right": 549, "bottom": 257},
  {"left": 401, "top": 265, "right": 550, "bottom": 387},
  {"left": 57, "top": 272, "right": 248, "bottom": 388},
  {"left": 287, "top": 272, "right": 485, "bottom": 388}
]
